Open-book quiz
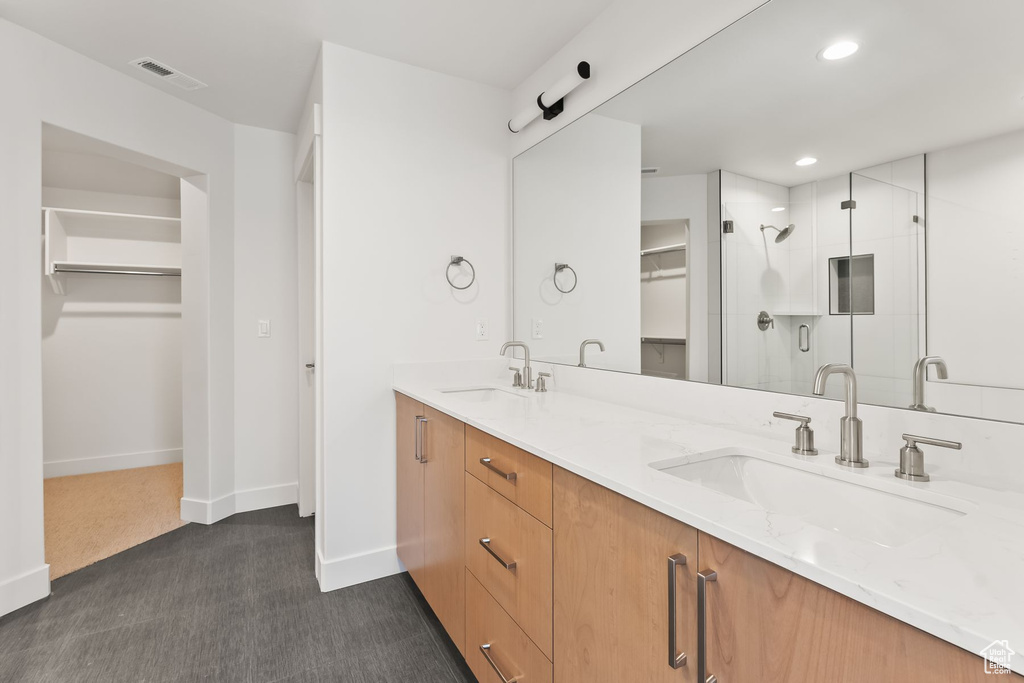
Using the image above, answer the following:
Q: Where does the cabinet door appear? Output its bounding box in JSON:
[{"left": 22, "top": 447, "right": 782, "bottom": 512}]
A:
[
  {"left": 699, "top": 533, "right": 1007, "bottom": 682},
  {"left": 554, "top": 467, "right": 699, "bottom": 683},
  {"left": 395, "top": 392, "right": 425, "bottom": 586},
  {"left": 421, "top": 405, "right": 467, "bottom": 655}
]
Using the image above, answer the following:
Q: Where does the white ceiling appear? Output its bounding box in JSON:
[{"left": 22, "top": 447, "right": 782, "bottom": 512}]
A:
[
  {"left": 0, "top": 0, "right": 615, "bottom": 132},
  {"left": 592, "top": 0, "right": 1024, "bottom": 186}
]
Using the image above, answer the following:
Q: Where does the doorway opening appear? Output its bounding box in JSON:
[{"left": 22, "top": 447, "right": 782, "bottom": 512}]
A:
[{"left": 40, "top": 124, "right": 200, "bottom": 578}]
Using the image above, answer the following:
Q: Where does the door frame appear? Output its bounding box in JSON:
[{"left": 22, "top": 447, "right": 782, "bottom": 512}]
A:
[{"left": 295, "top": 105, "right": 323, "bottom": 519}]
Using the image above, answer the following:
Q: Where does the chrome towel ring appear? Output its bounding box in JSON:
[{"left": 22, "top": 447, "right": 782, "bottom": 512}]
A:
[
  {"left": 446, "top": 255, "right": 476, "bottom": 290},
  {"left": 554, "top": 263, "right": 577, "bottom": 294}
]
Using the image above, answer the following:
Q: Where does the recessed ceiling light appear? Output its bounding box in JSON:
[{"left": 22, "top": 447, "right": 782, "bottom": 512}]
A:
[
  {"left": 820, "top": 41, "right": 859, "bottom": 61},
  {"left": 795, "top": 157, "right": 818, "bottom": 167},
  {"left": 772, "top": 206, "right": 786, "bottom": 212}
]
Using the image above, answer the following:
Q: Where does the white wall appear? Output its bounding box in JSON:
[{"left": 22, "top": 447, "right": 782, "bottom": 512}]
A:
[
  {"left": 317, "top": 42, "right": 510, "bottom": 590},
  {"left": 510, "top": 0, "right": 767, "bottom": 156},
  {"left": 925, "top": 129, "right": 1024, "bottom": 421},
  {"left": 513, "top": 114, "right": 641, "bottom": 372},
  {"left": 233, "top": 125, "right": 300, "bottom": 509}
]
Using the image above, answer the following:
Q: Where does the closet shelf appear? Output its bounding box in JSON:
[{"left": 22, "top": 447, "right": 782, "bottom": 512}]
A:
[
  {"left": 640, "top": 243, "right": 686, "bottom": 256},
  {"left": 43, "top": 207, "right": 181, "bottom": 223},
  {"left": 52, "top": 261, "right": 181, "bottom": 277}
]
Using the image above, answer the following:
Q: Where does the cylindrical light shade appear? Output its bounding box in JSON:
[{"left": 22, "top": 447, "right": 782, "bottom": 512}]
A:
[
  {"left": 539, "top": 61, "right": 590, "bottom": 109},
  {"left": 508, "top": 106, "right": 541, "bottom": 133},
  {"left": 508, "top": 61, "right": 591, "bottom": 133}
]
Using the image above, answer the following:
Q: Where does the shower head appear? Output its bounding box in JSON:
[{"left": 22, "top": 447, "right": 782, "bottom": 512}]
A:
[{"left": 760, "top": 223, "right": 796, "bottom": 243}]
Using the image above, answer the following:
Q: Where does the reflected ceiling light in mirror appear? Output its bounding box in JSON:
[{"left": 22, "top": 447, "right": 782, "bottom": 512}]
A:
[
  {"left": 795, "top": 157, "right": 818, "bottom": 166},
  {"left": 820, "top": 41, "right": 859, "bottom": 61},
  {"left": 508, "top": 61, "right": 591, "bottom": 133},
  {"left": 772, "top": 206, "right": 785, "bottom": 212}
]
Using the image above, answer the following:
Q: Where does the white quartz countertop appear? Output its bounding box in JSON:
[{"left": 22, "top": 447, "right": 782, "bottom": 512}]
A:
[{"left": 393, "top": 374, "right": 1024, "bottom": 671}]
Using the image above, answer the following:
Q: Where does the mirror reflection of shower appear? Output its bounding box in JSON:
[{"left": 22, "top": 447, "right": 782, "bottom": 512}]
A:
[{"left": 760, "top": 223, "right": 796, "bottom": 243}]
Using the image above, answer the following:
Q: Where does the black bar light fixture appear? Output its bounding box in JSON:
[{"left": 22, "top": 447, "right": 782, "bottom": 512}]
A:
[{"left": 507, "top": 61, "right": 591, "bottom": 133}]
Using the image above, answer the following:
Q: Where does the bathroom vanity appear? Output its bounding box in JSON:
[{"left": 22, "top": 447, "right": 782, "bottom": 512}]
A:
[{"left": 394, "top": 368, "right": 1024, "bottom": 682}]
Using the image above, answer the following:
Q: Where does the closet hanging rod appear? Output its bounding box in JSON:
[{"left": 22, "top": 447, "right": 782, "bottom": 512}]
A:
[
  {"left": 641, "top": 337, "right": 686, "bottom": 346},
  {"left": 53, "top": 263, "right": 181, "bottom": 277},
  {"left": 640, "top": 243, "right": 687, "bottom": 256}
]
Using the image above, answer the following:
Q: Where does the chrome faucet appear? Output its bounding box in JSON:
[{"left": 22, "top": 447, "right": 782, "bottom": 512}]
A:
[
  {"left": 813, "top": 363, "right": 867, "bottom": 468},
  {"left": 578, "top": 339, "right": 605, "bottom": 367},
  {"left": 909, "top": 356, "right": 948, "bottom": 412},
  {"left": 500, "top": 341, "right": 533, "bottom": 389}
]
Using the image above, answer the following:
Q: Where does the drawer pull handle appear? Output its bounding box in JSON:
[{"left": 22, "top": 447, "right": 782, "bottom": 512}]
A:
[
  {"left": 480, "top": 643, "right": 520, "bottom": 683},
  {"left": 668, "top": 553, "right": 688, "bottom": 669},
  {"left": 698, "top": 569, "right": 718, "bottom": 683},
  {"left": 414, "top": 415, "right": 425, "bottom": 461},
  {"left": 480, "top": 457, "right": 517, "bottom": 483},
  {"left": 479, "top": 538, "right": 517, "bottom": 572}
]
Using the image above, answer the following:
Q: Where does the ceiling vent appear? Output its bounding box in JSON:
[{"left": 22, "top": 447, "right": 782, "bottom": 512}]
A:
[
  {"left": 130, "top": 58, "right": 207, "bottom": 91},
  {"left": 641, "top": 167, "right": 660, "bottom": 175}
]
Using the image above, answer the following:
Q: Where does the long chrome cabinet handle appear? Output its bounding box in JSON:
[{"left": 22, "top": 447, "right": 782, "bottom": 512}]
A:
[
  {"left": 414, "top": 415, "right": 424, "bottom": 461},
  {"left": 698, "top": 569, "right": 718, "bottom": 683},
  {"left": 479, "top": 538, "right": 517, "bottom": 572},
  {"left": 479, "top": 643, "right": 520, "bottom": 683},
  {"left": 667, "top": 554, "right": 688, "bottom": 669},
  {"left": 479, "top": 457, "right": 517, "bottom": 483},
  {"left": 418, "top": 416, "right": 429, "bottom": 464}
]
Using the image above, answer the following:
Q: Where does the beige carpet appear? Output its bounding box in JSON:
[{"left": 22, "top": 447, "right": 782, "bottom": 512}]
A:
[{"left": 44, "top": 462, "right": 186, "bottom": 579}]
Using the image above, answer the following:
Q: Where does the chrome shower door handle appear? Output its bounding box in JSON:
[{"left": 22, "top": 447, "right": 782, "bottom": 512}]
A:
[
  {"left": 668, "top": 554, "right": 688, "bottom": 669},
  {"left": 698, "top": 569, "right": 718, "bottom": 683},
  {"left": 479, "top": 644, "right": 520, "bottom": 683},
  {"left": 799, "top": 324, "right": 810, "bottom": 352}
]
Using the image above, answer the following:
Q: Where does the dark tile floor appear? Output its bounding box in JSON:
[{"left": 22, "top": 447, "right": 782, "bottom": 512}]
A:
[{"left": 0, "top": 505, "right": 476, "bottom": 683}]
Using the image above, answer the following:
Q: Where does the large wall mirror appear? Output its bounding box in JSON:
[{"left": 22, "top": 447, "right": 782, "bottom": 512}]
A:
[{"left": 513, "top": 0, "right": 1024, "bottom": 423}]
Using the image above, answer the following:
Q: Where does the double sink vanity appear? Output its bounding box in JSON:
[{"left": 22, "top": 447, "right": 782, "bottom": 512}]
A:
[{"left": 394, "top": 357, "right": 1024, "bottom": 682}]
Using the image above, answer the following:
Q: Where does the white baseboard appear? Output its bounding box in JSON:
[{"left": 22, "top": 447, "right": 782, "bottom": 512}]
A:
[
  {"left": 44, "top": 448, "right": 182, "bottom": 479},
  {"left": 316, "top": 545, "right": 401, "bottom": 592},
  {"left": 180, "top": 482, "right": 298, "bottom": 525},
  {"left": 0, "top": 565, "right": 50, "bottom": 618}
]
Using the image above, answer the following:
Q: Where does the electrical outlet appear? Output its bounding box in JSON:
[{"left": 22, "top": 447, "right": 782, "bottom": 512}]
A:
[
  {"left": 258, "top": 319, "right": 271, "bottom": 338},
  {"left": 532, "top": 318, "right": 543, "bottom": 339},
  {"left": 475, "top": 318, "right": 489, "bottom": 341}
]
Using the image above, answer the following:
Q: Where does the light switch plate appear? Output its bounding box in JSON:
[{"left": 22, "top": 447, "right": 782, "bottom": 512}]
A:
[
  {"left": 532, "top": 318, "right": 543, "bottom": 339},
  {"left": 476, "top": 318, "right": 489, "bottom": 341},
  {"left": 258, "top": 319, "right": 271, "bottom": 338}
]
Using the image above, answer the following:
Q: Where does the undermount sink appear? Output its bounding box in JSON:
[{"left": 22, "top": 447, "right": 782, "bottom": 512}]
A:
[
  {"left": 440, "top": 387, "right": 528, "bottom": 403},
  {"left": 651, "top": 448, "right": 969, "bottom": 548}
]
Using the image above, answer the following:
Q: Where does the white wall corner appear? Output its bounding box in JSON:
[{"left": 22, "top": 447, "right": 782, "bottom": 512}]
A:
[
  {"left": 0, "top": 565, "right": 50, "bottom": 617},
  {"left": 315, "top": 546, "right": 401, "bottom": 593},
  {"left": 180, "top": 482, "right": 298, "bottom": 525}
]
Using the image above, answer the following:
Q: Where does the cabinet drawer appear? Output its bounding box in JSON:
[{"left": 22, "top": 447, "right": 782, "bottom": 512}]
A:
[
  {"left": 466, "top": 570, "right": 552, "bottom": 683},
  {"left": 466, "top": 426, "right": 552, "bottom": 527},
  {"left": 466, "top": 472, "right": 553, "bottom": 659}
]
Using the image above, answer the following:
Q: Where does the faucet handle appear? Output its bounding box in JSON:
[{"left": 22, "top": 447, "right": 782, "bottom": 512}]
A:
[
  {"left": 508, "top": 366, "right": 523, "bottom": 388},
  {"left": 901, "top": 434, "right": 962, "bottom": 451},
  {"left": 896, "top": 434, "right": 962, "bottom": 482},
  {"left": 773, "top": 412, "right": 817, "bottom": 455},
  {"left": 773, "top": 411, "right": 811, "bottom": 426},
  {"left": 535, "top": 372, "right": 551, "bottom": 393}
]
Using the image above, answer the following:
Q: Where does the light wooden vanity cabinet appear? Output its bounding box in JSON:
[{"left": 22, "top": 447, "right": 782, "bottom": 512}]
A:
[
  {"left": 395, "top": 397, "right": 1018, "bottom": 682},
  {"left": 699, "top": 533, "right": 1010, "bottom": 682},
  {"left": 553, "top": 467, "right": 700, "bottom": 683},
  {"left": 394, "top": 393, "right": 466, "bottom": 654}
]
